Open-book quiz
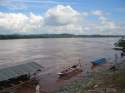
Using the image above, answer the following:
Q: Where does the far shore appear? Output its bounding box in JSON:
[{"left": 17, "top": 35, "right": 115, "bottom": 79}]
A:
[{"left": 0, "top": 34, "right": 124, "bottom": 40}]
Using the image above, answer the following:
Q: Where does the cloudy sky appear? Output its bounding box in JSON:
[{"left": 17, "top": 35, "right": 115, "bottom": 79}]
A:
[{"left": 0, "top": 0, "right": 125, "bottom": 35}]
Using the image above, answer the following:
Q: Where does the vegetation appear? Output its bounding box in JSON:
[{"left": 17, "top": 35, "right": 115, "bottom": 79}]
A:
[
  {"left": 80, "top": 69, "right": 125, "bottom": 93},
  {"left": 0, "top": 34, "right": 124, "bottom": 40},
  {"left": 115, "top": 38, "right": 125, "bottom": 48}
]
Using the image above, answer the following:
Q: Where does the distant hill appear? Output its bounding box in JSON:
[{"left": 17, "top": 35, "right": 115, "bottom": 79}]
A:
[{"left": 0, "top": 34, "right": 125, "bottom": 39}]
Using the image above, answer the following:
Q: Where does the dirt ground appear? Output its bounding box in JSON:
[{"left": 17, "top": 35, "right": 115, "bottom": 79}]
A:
[{"left": 16, "top": 82, "right": 49, "bottom": 93}]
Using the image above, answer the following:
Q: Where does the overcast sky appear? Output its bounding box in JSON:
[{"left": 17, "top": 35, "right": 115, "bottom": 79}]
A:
[{"left": 0, "top": 0, "right": 125, "bottom": 35}]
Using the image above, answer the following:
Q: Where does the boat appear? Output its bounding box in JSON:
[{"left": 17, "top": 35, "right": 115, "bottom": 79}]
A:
[
  {"left": 58, "top": 63, "right": 82, "bottom": 77},
  {"left": 91, "top": 58, "right": 107, "bottom": 65},
  {"left": 0, "top": 62, "right": 43, "bottom": 93}
]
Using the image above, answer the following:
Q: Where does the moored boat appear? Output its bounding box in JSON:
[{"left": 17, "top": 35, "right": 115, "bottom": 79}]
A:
[
  {"left": 58, "top": 63, "right": 82, "bottom": 77},
  {"left": 0, "top": 62, "right": 43, "bottom": 93}
]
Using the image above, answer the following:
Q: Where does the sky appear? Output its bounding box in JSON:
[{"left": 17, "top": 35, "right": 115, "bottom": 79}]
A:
[{"left": 0, "top": 0, "right": 125, "bottom": 35}]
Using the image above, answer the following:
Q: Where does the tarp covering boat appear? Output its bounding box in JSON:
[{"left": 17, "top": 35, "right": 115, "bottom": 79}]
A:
[
  {"left": 0, "top": 62, "right": 42, "bottom": 82},
  {"left": 91, "top": 58, "right": 107, "bottom": 65}
]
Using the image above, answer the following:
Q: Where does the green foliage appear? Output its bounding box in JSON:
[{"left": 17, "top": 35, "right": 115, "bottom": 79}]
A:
[{"left": 115, "top": 38, "right": 125, "bottom": 48}]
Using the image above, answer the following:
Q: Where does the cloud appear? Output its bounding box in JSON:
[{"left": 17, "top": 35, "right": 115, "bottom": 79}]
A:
[
  {"left": 0, "top": 0, "right": 27, "bottom": 10},
  {"left": 82, "top": 12, "right": 89, "bottom": 16},
  {"left": 0, "top": 12, "right": 44, "bottom": 34},
  {"left": 0, "top": 5, "right": 125, "bottom": 35},
  {"left": 0, "top": 0, "right": 78, "bottom": 10},
  {"left": 44, "top": 5, "right": 82, "bottom": 26},
  {"left": 0, "top": 5, "right": 83, "bottom": 34},
  {"left": 23, "top": 0, "right": 69, "bottom": 4},
  {"left": 90, "top": 10, "right": 118, "bottom": 31},
  {"left": 92, "top": 10, "right": 105, "bottom": 16},
  {"left": 97, "top": 16, "right": 115, "bottom": 29}
]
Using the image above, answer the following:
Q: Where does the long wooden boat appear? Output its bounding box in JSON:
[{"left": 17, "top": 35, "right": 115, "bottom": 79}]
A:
[{"left": 57, "top": 63, "right": 82, "bottom": 77}]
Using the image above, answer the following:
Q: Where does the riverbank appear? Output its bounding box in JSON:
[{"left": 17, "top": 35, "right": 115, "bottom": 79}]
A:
[{"left": 56, "top": 58, "right": 125, "bottom": 93}]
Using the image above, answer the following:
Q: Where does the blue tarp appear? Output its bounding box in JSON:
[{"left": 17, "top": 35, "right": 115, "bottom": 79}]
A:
[{"left": 91, "top": 58, "right": 107, "bottom": 65}]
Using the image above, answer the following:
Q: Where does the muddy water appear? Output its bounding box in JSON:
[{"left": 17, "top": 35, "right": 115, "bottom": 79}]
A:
[{"left": 0, "top": 38, "right": 121, "bottom": 92}]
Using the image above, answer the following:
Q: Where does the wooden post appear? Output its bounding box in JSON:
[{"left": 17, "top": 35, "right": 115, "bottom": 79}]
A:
[
  {"left": 113, "top": 54, "right": 118, "bottom": 81},
  {"left": 36, "top": 84, "right": 40, "bottom": 93},
  {"left": 78, "top": 59, "right": 82, "bottom": 67},
  {"left": 114, "top": 53, "right": 118, "bottom": 65}
]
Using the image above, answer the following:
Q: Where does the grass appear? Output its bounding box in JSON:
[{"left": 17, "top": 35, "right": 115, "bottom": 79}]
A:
[{"left": 80, "top": 66, "right": 125, "bottom": 93}]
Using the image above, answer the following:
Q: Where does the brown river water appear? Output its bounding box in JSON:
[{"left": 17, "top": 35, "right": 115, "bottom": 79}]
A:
[{"left": 0, "top": 38, "right": 121, "bottom": 93}]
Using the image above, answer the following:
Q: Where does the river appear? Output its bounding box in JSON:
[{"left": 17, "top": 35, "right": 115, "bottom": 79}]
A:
[{"left": 0, "top": 38, "right": 121, "bottom": 92}]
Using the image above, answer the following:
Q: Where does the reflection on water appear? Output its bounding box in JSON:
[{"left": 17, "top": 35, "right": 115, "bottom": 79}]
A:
[{"left": 0, "top": 38, "right": 120, "bottom": 92}]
